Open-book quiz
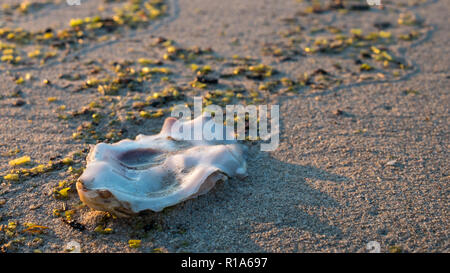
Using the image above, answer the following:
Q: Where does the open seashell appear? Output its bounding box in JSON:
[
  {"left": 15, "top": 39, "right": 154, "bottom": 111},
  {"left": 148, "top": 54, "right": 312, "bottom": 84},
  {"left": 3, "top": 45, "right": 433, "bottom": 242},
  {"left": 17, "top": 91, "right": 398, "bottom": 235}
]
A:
[{"left": 76, "top": 114, "right": 247, "bottom": 217}]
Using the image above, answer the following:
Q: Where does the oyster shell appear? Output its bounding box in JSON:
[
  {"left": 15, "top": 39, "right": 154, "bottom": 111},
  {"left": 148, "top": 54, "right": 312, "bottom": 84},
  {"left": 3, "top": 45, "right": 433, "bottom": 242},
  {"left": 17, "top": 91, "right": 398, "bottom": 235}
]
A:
[{"left": 76, "top": 115, "right": 247, "bottom": 217}]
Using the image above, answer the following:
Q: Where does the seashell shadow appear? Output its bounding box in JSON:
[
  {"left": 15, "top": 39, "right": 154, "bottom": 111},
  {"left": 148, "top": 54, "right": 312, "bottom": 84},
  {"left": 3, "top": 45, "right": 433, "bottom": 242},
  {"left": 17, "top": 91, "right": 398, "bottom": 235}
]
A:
[{"left": 105, "top": 153, "right": 350, "bottom": 251}]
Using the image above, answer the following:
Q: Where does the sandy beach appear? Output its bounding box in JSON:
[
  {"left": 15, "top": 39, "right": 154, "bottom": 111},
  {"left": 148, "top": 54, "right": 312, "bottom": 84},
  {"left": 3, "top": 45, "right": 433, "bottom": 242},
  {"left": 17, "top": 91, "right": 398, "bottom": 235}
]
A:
[{"left": 0, "top": 0, "right": 448, "bottom": 253}]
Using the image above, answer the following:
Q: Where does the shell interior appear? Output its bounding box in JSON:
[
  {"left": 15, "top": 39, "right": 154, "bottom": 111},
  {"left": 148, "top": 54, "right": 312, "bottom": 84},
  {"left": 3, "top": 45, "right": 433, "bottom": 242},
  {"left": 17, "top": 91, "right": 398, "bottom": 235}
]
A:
[{"left": 77, "top": 115, "right": 247, "bottom": 216}]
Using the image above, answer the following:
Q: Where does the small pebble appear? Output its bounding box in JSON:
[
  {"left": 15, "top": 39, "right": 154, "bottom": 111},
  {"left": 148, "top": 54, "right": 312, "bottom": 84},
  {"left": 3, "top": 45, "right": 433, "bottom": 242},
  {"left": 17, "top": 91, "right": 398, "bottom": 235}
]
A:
[
  {"left": 385, "top": 160, "right": 397, "bottom": 166},
  {"left": 29, "top": 204, "right": 42, "bottom": 210},
  {"left": 13, "top": 99, "right": 26, "bottom": 107},
  {"left": 374, "top": 21, "right": 391, "bottom": 29},
  {"left": 333, "top": 109, "right": 344, "bottom": 116},
  {"left": 196, "top": 75, "right": 219, "bottom": 84}
]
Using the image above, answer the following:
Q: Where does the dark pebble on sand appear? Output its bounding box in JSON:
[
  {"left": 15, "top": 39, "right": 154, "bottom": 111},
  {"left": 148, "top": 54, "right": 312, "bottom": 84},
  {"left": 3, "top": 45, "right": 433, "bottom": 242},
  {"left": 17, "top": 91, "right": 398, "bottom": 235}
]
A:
[
  {"left": 333, "top": 109, "right": 344, "bottom": 116},
  {"left": 13, "top": 99, "right": 26, "bottom": 107},
  {"left": 196, "top": 75, "right": 219, "bottom": 84},
  {"left": 62, "top": 219, "right": 86, "bottom": 231},
  {"left": 312, "top": 68, "right": 329, "bottom": 75},
  {"left": 374, "top": 21, "right": 391, "bottom": 29},
  {"left": 349, "top": 4, "right": 370, "bottom": 11}
]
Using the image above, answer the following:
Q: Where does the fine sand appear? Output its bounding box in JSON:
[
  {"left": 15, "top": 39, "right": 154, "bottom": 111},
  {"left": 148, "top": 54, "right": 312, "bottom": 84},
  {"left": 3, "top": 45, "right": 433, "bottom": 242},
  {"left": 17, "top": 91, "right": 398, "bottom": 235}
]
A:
[{"left": 0, "top": 0, "right": 448, "bottom": 252}]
